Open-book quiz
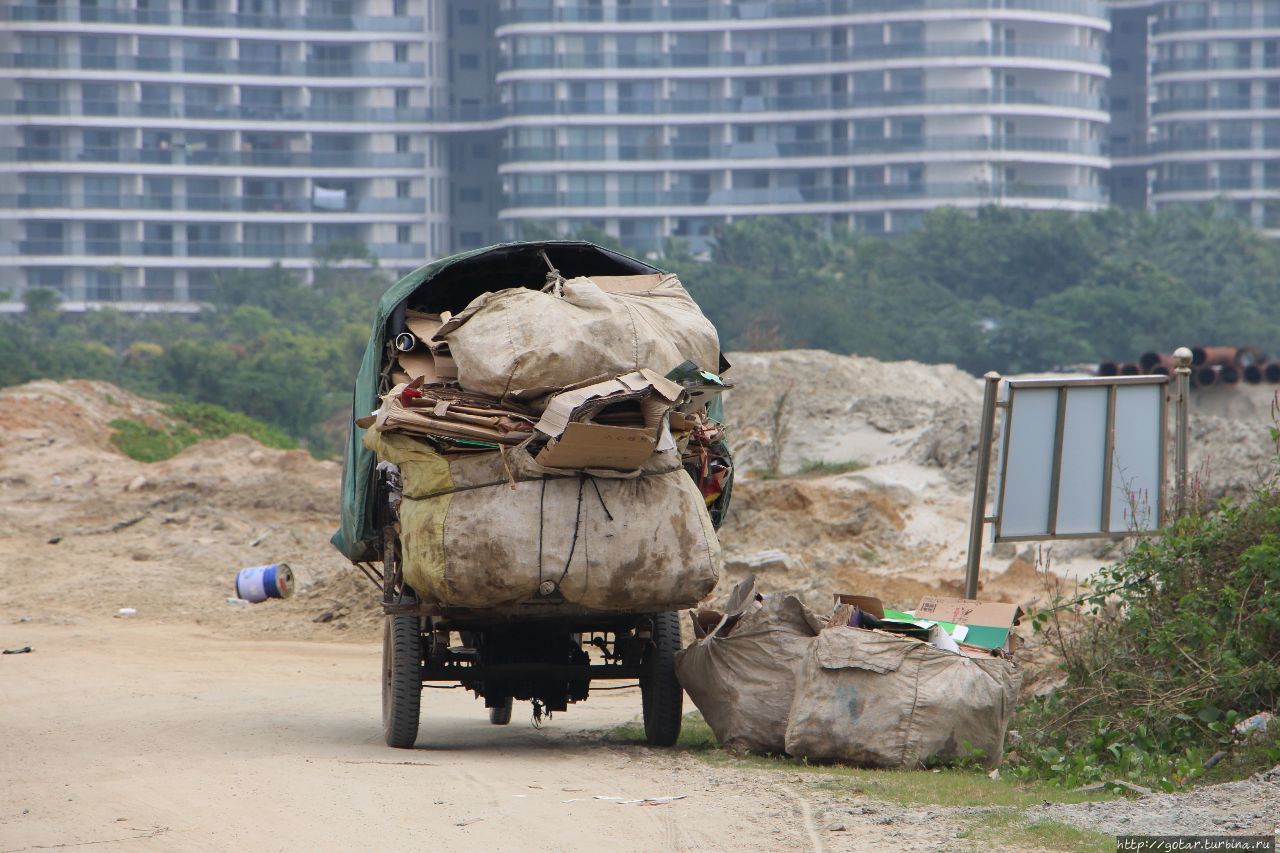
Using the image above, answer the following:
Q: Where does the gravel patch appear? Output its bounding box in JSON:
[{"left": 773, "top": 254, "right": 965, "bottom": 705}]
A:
[{"left": 1038, "top": 767, "right": 1280, "bottom": 837}]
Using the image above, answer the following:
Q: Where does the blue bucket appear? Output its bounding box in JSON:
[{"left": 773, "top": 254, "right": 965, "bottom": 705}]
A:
[{"left": 235, "top": 563, "right": 294, "bottom": 603}]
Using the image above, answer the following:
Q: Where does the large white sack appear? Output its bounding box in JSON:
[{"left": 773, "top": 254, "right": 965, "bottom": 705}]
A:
[
  {"left": 437, "top": 274, "right": 721, "bottom": 398},
  {"left": 675, "top": 577, "right": 825, "bottom": 754},
  {"left": 365, "top": 431, "right": 721, "bottom": 611},
  {"left": 784, "top": 627, "right": 1022, "bottom": 769}
]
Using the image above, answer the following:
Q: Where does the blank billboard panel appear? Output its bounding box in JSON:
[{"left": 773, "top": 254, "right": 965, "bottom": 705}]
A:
[{"left": 994, "top": 377, "right": 1166, "bottom": 542}]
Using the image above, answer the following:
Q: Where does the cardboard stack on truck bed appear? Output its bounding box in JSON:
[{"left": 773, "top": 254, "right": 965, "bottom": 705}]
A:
[{"left": 354, "top": 267, "right": 729, "bottom": 612}]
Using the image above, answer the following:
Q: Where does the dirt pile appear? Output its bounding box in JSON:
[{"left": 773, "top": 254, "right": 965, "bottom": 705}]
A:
[
  {"left": 722, "top": 349, "right": 983, "bottom": 475},
  {"left": 4, "top": 357, "right": 1276, "bottom": 646},
  {"left": 0, "top": 380, "right": 377, "bottom": 641}
]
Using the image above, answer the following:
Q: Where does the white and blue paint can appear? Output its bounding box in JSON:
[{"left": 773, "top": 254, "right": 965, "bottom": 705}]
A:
[{"left": 235, "top": 563, "right": 294, "bottom": 602}]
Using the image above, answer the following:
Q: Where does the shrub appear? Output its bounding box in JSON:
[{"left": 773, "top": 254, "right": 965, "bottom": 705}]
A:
[
  {"left": 109, "top": 401, "right": 296, "bottom": 462},
  {"left": 1008, "top": 466, "right": 1280, "bottom": 790}
]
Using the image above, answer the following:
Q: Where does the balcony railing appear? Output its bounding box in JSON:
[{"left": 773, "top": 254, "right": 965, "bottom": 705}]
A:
[
  {"left": 500, "top": 41, "right": 1108, "bottom": 72},
  {"left": 3, "top": 5, "right": 423, "bottom": 32},
  {"left": 505, "top": 87, "right": 1108, "bottom": 117},
  {"left": 15, "top": 240, "right": 427, "bottom": 259},
  {"left": 498, "top": 0, "right": 1107, "bottom": 25},
  {"left": 1115, "top": 137, "right": 1280, "bottom": 158},
  {"left": 505, "top": 135, "right": 1107, "bottom": 163},
  {"left": 502, "top": 182, "right": 1108, "bottom": 208},
  {"left": 1152, "top": 55, "right": 1280, "bottom": 75},
  {"left": 5, "top": 99, "right": 503, "bottom": 124},
  {"left": 1153, "top": 15, "right": 1280, "bottom": 35},
  {"left": 10, "top": 193, "right": 425, "bottom": 214},
  {"left": 1152, "top": 176, "right": 1280, "bottom": 194},
  {"left": 5, "top": 53, "right": 423, "bottom": 78},
  {"left": 1151, "top": 95, "right": 1280, "bottom": 115},
  {"left": 9, "top": 146, "right": 424, "bottom": 169}
]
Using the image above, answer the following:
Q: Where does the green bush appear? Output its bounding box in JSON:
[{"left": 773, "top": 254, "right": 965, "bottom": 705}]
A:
[
  {"left": 108, "top": 418, "right": 200, "bottom": 463},
  {"left": 109, "top": 401, "right": 297, "bottom": 462},
  {"left": 1008, "top": 464, "right": 1280, "bottom": 790},
  {"left": 165, "top": 402, "right": 297, "bottom": 450}
]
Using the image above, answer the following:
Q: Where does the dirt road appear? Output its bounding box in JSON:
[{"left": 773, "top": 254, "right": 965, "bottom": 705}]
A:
[{"left": 2, "top": 621, "right": 849, "bottom": 853}]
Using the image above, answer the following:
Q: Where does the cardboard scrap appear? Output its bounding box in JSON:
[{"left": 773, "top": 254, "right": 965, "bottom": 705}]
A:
[
  {"left": 907, "top": 596, "right": 1023, "bottom": 652},
  {"left": 533, "top": 369, "right": 683, "bottom": 471},
  {"left": 395, "top": 310, "right": 457, "bottom": 381},
  {"left": 371, "top": 380, "right": 537, "bottom": 447}
]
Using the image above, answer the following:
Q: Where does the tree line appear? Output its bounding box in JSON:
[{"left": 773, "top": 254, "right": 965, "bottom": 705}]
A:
[{"left": 3, "top": 205, "right": 1277, "bottom": 454}]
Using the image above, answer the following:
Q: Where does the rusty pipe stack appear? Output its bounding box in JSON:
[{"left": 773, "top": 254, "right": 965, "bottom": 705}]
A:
[{"left": 1099, "top": 346, "right": 1278, "bottom": 387}]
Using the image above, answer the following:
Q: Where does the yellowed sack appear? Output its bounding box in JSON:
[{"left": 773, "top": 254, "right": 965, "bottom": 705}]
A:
[
  {"left": 675, "top": 578, "right": 825, "bottom": 754},
  {"left": 365, "top": 431, "right": 721, "bottom": 611},
  {"left": 784, "top": 627, "right": 1021, "bottom": 768},
  {"left": 437, "top": 274, "right": 721, "bottom": 399}
]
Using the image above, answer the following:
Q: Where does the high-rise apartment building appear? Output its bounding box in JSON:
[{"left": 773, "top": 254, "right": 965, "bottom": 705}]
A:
[
  {"left": 2, "top": 0, "right": 1123, "bottom": 308},
  {"left": 1108, "top": 0, "right": 1280, "bottom": 233},
  {"left": 0, "top": 0, "right": 449, "bottom": 308},
  {"left": 1146, "top": 0, "right": 1280, "bottom": 231},
  {"left": 493, "top": 0, "right": 1112, "bottom": 254}
]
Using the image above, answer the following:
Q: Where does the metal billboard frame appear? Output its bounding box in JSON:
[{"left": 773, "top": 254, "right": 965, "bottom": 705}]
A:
[
  {"left": 962, "top": 349, "right": 1193, "bottom": 598},
  {"left": 993, "top": 375, "right": 1168, "bottom": 543}
]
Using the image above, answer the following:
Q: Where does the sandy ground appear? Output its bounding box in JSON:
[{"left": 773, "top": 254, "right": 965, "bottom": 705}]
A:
[
  {"left": 3, "top": 369, "right": 1279, "bottom": 851},
  {"left": 1, "top": 620, "right": 982, "bottom": 853}
]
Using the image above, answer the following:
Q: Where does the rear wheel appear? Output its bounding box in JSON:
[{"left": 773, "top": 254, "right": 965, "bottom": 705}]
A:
[
  {"left": 488, "top": 696, "right": 513, "bottom": 726},
  {"left": 382, "top": 615, "right": 422, "bottom": 748},
  {"left": 640, "top": 612, "right": 683, "bottom": 747}
]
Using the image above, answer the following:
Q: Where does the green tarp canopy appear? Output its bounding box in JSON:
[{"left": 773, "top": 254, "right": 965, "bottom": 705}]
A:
[{"left": 331, "top": 241, "right": 661, "bottom": 562}]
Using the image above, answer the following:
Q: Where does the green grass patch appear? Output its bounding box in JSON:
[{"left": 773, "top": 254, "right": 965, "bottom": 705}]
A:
[
  {"left": 797, "top": 459, "right": 866, "bottom": 476},
  {"left": 164, "top": 402, "right": 297, "bottom": 450},
  {"left": 108, "top": 418, "right": 200, "bottom": 463},
  {"left": 605, "top": 712, "right": 718, "bottom": 751},
  {"left": 956, "top": 809, "right": 1113, "bottom": 852},
  {"left": 109, "top": 402, "right": 297, "bottom": 463},
  {"left": 607, "top": 713, "right": 1115, "bottom": 810}
]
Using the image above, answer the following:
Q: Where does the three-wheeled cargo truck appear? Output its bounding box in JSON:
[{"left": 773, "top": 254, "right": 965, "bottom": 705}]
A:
[{"left": 332, "top": 241, "right": 732, "bottom": 748}]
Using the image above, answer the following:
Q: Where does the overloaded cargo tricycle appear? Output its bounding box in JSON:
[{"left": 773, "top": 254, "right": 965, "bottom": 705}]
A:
[{"left": 332, "top": 241, "right": 733, "bottom": 748}]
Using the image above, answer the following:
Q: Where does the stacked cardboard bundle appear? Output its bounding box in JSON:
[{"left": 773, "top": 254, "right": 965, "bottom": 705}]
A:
[{"left": 360, "top": 272, "right": 731, "bottom": 611}]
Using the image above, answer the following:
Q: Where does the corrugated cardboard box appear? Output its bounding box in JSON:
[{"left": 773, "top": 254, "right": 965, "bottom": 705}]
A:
[{"left": 533, "top": 369, "right": 682, "bottom": 470}]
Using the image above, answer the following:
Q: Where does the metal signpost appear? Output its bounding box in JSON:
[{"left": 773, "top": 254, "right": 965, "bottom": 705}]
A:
[{"left": 963, "top": 348, "right": 1193, "bottom": 599}]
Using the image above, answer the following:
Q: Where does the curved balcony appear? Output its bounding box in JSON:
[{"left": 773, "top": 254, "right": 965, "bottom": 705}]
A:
[
  {"left": 14, "top": 240, "right": 426, "bottom": 260},
  {"left": 10, "top": 193, "right": 425, "bottom": 214},
  {"left": 9, "top": 146, "right": 423, "bottom": 170},
  {"left": 502, "top": 135, "right": 1108, "bottom": 165},
  {"left": 1151, "top": 55, "right": 1280, "bottom": 76},
  {"left": 504, "top": 87, "right": 1107, "bottom": 119},
  {"left": 2, "top": 4, "right": 423, "bottom": 33},
  {"left": 497, "top": 0, "right": 1107, "bottom": 25},
  {"left": 501, "top": 182, "right": 1107, "bottom": 210},
  {"left": 1151, "top": 95, "right": 1280, "bottom": 116},
  {"left": 1152, "top": 176, "right": 1280, "bottom": 195},
  {"left": 1152, "top": 15, "right": 1280, "bottom": 35},
  {"left": 5, "top": 53, "right": 423, "bottom": 79},
  {"left": 500, "top": 41, "right": 1108, "bottom": 74},
  {"left": 6, "top": 99, "right": 429, "bottom": 124},
  {"left": 4, "top": 99, "right": 503, "bottom": 125}
]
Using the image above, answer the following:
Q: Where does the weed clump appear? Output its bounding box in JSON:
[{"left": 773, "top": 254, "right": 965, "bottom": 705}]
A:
[
  {"left": 110, "top": 402, "right": 296, "bottom": 463},
  {"left": 1009, "top": 469, "right": 1280, "bottom": 790}
]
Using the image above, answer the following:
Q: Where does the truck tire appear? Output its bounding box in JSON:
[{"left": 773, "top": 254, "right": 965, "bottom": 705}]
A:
[
  {"left": 488, "top": 696, "right": 513, "bottom": 726},
  {"left": 640, "top": 612, "right": 683, "bottom": 747},
  {"left": 382, "top": 614, "right": 422, "bottom": 749}
]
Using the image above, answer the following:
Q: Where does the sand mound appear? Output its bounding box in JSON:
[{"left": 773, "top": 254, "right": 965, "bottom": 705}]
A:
[
  {"left": 4, "top": 356, "right": 1276, "bottom": 647},
  {"left": 0, "top": 380, "right": 357, "bottom": 641},
  {"left": 722, "top": 349, "right": 982, "bottom": 474}
]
